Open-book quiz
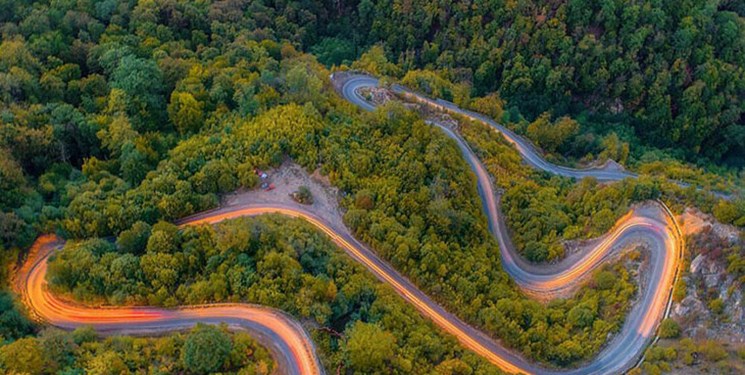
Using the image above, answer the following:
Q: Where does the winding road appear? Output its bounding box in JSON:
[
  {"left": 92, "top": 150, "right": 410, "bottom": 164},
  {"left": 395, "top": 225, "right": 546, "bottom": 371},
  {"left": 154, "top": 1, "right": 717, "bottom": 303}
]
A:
[
  {"left": 16, "top": 234, "right": 323, "bottom": 375},
  {"left": 337, "top": 73, "right": 683, "bottom": 374},
  {"left": 14, "top": 72, "right": 684, "bottom": 375}
]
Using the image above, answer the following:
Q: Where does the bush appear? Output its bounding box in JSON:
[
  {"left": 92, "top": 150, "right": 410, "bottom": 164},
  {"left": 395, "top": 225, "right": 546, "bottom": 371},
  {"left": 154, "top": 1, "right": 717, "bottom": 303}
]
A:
[
  {"left": 116, "top": 221, "right": 151, "bottom": 254},
  {"left": 0, "top": 337, "right": 44, "bottom": 374},
  {"left": 673, "top": 279, "right": 687, "bottom": 302},
  {"left": 708, "top": 298, "right": 725, "bottom": 315},
  {"left": 699, "top": 340, "right": 728, "bottom": 362},
  {"left": 594, "top": 270, "right": 616, "bottom": 290},
  {"left": 181, "top": 324, "right": 232, "bottom": 374},
  {"left": 658, "top": 318, "right": 681, "bottom": 339},
  {"left": 290, "top": 185, "right": 313, "bottom": 204},
  {"left": 0, "top": 292, "right": 34, "bottom": 341},
  {"left": 345, "top": 322, "right": 397, "bottom": 372}
]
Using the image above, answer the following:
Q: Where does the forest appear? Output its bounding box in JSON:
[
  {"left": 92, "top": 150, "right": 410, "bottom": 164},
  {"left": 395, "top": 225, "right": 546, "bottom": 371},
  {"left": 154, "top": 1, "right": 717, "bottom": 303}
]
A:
[
  {"left": 48, "top": 215, "right": 504, "bottom": 374},
  {"left": 39, "top": 95, "right": 640, "bottom": 367},
  {"left": 47, "top": 214, "right": 638, "bottom": 370},
  {"left": 456, "top": 107, "right": 744, "bottom": 262},
  {"left": 0, "top": 324, "right": 275, "bottom": 374},
  {"left": 326, "top": 0, "right": 745, "bottom": 165},
  {"left": 0, "top": 0, "right": 743, "bottom": 374},
  {"left": 1, "top": 0, "right": 743, "bottom": 260}
]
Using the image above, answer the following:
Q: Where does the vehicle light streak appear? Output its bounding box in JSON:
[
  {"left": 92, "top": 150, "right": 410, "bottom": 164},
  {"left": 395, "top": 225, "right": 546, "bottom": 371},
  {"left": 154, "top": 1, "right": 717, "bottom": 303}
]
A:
[
  {"left": 14, "top": 73, "right": 685, "bottom": 375},
  {"left": 336, "top": 73, "right": 684, "bottom": 374},
  {"left": 16, "top": 235, "right": 323, "bottom": 375}
]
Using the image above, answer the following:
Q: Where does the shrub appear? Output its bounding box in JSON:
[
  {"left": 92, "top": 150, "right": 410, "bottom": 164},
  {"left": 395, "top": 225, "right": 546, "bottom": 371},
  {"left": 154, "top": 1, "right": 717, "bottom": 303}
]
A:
[
  {"left": 181, "top": 324, "right": 232, "bottom": 374},
  {"left": 658, "top": 318, "right": 681, "bottom": 339}
]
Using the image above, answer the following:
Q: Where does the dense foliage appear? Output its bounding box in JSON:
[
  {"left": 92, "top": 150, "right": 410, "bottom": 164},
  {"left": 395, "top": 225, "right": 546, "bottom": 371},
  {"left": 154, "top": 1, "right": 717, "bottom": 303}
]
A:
[
  {"left": 0, "top": 325, "right": 274, "bottom": 374},
  {"left": 457, "top": 109, "right": 745, "bottom": 261},
  {"left": 458, "top": 113, "right": 660, "bottom": 261},
  {"left": 50, "top": 215, "right": 502, "bottom": 373},
  {"left": 49, "top": 214, "right": 637, "bottom": 368},
  {"left": 0, "top": 291, "right": 34, "bottom": 344},
  {"left": 53, "top": 87, "right": 645, "bottom": 365},
  {"left": 0, "top": 0, "right": 742, "bottom": 372},
  {"left": 0, "top": 0, "right": 339, "bottom": 250},
  {"left": 634, "top": 338, "right": 744, "bottom": 375},
  {"left": 324, "top": 0, "right": 745, "bottom": 164},
  {"left": 502, "top": 176, "right": 639, "bottom": 262}
]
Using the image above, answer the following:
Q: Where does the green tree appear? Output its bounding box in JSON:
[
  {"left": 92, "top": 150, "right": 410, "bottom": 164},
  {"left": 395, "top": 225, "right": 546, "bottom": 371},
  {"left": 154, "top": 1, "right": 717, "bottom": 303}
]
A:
[
  {"left": 351, "top": 45, "right": 401, "bottom": 77},
  {"left": 146, "top": 222, "right": 180, "bottom": 254},
  {"left": 39, "top": 328, "right": 76, "bottom": 372},
  {"left": 599, "top": 132, "right": 630, "bottom": 165},
  {"left": 181, "top": 324, "right": 232, "bottom": 374},
  {"left": 0, "top": 292, "right": 34, "bottom": 341},
  {"left": 97, "top": 115, "right": 137, "bottom": 157},
  {"left": 285, "top": 64, "right": 323, "bottom": 105},
  {"left": 567, "top": 304, "right": 596, "bottom": 329},
  {"left": 226, "top": 332, "right": 273, "bottom": 372},
  {"left": 86, "top": 350, "right": 128, "bottom": 375},
  {"left": 434, "top": 359, "right": 473, "bottom": 374},
  {"left": 116, "top": 221, "right": 152, "bottom": 254},
  {"left": 469, "top": 93, "right": 505, "bottom": 121},
  {"left": 345, "top": 321, "right": 396, "bottom": 372},
  {"left": 526, "top": 113, "right": 579, "bottom": 153},
  {"left": 0, "top": 148, "right": 26, "bottom": 210},
  {"left": 120, "top": 141, "right": 150, "bottom": 185},
  {"left": 0, "top": 337, "right": 44, "bottom": 374},
  {"left": 310, "top": 37, "right": 356, "bottom": 66},
  {"left": 0, "top": 211, "right": 34, "bottom": 249},
  {"left": 658, "top": 318, "right": 681, "bottom": 339},
  {"left": 168, "top": 91, "right": 204, "bottom": 134},
  {"left": 48, "top": 103, "right": 98, "bottom": 166},
  {"left": 110, "top": 55, "right": 166, "bottom": 131}
]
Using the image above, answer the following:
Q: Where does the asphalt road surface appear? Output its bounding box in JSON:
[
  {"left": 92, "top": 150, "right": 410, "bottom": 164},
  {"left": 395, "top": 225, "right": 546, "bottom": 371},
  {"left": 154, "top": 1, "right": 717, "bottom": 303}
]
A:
[
  {"left": 334, "top": 73, "right": 683, "bottom": 374},
  {"left": 14, "top": 73, "right": 684, "bottom": 375},
  {"left": 16, "top": 235, "right": 324, "bottom": 375}
]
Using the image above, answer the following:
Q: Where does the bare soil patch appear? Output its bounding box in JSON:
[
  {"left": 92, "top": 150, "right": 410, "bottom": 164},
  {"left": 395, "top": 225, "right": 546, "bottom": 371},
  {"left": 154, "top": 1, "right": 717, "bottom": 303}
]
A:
[{"left": 223, "top": 161, "right": 346, "bottom": 229}]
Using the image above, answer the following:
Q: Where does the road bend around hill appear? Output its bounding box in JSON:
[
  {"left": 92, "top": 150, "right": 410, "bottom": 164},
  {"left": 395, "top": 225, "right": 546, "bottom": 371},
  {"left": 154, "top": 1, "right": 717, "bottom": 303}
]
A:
[
  {"left": 14, "top": 73, "right": 683, "bottom": 375},
  {"left": 335, "top": 73, "right": 684, "bottom": 374},
  {"left": 15, "top": 234, "right": 324, "bottom": 375}
]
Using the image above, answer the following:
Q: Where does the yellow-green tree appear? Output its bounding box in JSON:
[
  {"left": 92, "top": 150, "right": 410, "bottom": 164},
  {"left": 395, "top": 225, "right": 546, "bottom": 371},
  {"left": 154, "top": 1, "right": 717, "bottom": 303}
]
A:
[
  {"left": 0, "top": 337, "right": 44, "bottom": 374},
  {"left": 345, "top": 321, "right": 397, "bottom": 372},
  {"left": 168, "top": 91, "right": 204, "bottom": 134}
]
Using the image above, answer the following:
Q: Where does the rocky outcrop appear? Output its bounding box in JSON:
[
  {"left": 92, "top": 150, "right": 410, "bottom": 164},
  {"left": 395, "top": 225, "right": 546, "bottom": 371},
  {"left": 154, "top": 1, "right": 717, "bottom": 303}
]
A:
[{"left": 672, "top": 209, "right": 744, "bottom": 343}]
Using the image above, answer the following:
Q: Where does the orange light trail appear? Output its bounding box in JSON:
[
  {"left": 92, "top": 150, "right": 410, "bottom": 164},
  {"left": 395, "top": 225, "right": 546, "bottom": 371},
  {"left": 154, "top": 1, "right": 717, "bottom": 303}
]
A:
[
  {"left": 14, "top": 74, "right": 686, "bottom": 375},
  {"left": 18, "top": 201, "right": 682, "bottom": 375},
  {"left": 17, "top": 234, "right": 322, "bottom": 375}
]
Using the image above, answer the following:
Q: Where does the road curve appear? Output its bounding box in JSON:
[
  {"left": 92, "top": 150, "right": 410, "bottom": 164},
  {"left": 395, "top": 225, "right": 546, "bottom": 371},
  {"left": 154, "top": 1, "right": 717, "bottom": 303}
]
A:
[
  {"left": 341, "top": 74, "right": 736, "bottom": 199},
  {"left": 13, "top": 73, "right": 682, "bottom": 375},
  {"left": 336, "top": 73, "right": 683, "bottom": 374},
  {"left": 16, "top": 235, "right": 323, "bottom": 375},
  {"left": 341, "top": 74, "right": 636, "bottom": 182}
]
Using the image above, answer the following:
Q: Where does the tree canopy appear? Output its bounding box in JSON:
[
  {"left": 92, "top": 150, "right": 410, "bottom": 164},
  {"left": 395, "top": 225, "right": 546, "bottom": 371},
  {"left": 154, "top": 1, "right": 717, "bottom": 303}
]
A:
[{"left": 0, "top": 0, "right": 743, "bottom": 373}]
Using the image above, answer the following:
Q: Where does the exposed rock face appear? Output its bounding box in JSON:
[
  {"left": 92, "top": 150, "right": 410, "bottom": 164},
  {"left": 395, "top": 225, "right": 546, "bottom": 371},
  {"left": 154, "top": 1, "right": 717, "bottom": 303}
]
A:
[
  {"left": 689, "top": 253, "right": 728, "bottom": 291},
  {"left": 675, "top": 295, "right": 704, "bottom": 316},
  {"left": 672, "top": 209, "right": 744, "bottom": 343},
  {"left": 357, "top": 86, "right": 394, "bottom": 106}
]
